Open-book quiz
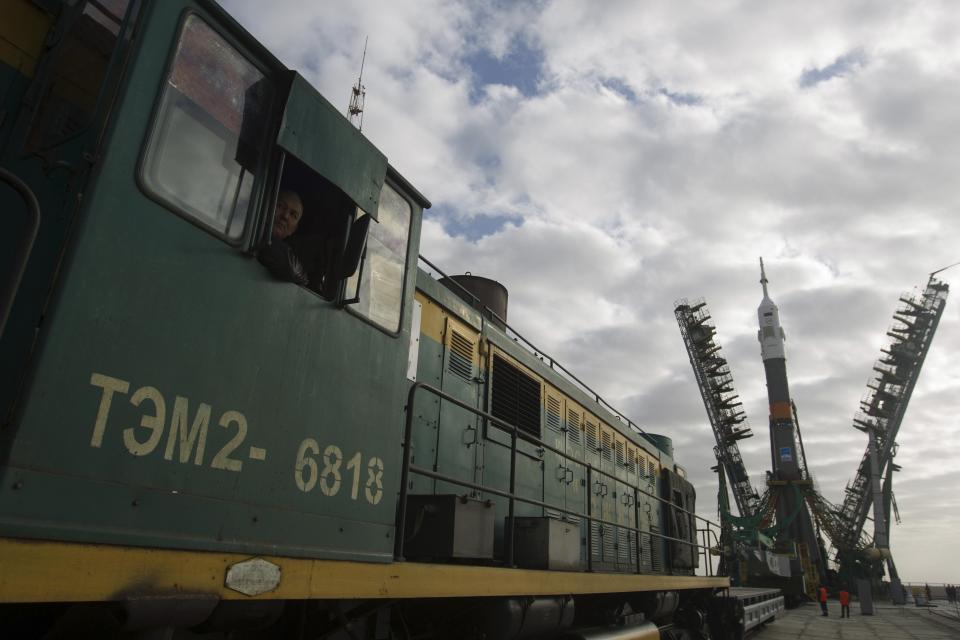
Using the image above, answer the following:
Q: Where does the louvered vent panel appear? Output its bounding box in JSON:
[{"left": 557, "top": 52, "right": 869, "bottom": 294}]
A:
[
  {"left": 491, "top": 354, "right": 541, "bottom": 437},
  {"left": 617, "top": 527, "right": 629, "bottom": 564},
  {"left": 590, "top": 522, "right": 602, "bottom": 560},
  {"left": 628, "top": 530, "right": 639, "bottom": 565},
  {"left": 638, "top": 456, "right": 646, "bottom": 479},
  {"left": 640, "top": 532, "right": 652, "bottom": 571},
  {"left": 447, "top": 330, "right": 474, "bottom": 382},
  {"left": 626, "top": 447, "right": 636, "bottom": 474},
  {"left": 650, "top": 526, "right": 663, "bottom": 572},
  {"left": 602, "top": 524, "right": 616, "bottom": 561},
  {"left": 586, "top": 421, "right": 599, "bottom": 452},
  {"left": 601, "top": 432, "right": 612, "bottom": 462},
  {"left": 648, "top": 460, "right": 657, "bottom": 484},
  {"left": 616, "top": 441, "right": 625, "bottom": 467},
  {"left": 546, "top": 396, "right": 562, "bottom": 433},
  {"left": 567, "top": 410, "right": 581, "bottom": 446}
]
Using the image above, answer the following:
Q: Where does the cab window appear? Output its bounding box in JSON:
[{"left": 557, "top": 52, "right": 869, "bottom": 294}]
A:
[
  {"left": 141, "top": 14, "right": 272, "bottom": 240},
  {"left": 25, "top": 0, "right": 135, "bottom": 154},
  {"left": 261, "top": 154, "right": 360, "bottom": 299},
  {"left": 346, "top": 183, "right": 411, "bottom": 332}
]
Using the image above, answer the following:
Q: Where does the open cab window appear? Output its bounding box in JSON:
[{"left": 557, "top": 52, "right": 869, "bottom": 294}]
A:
[
  {"left": 271, "top": 73, "right": 412, "bottom": 333},
  {"left": 264, "top": 153, "right": 369, "bottom": 299},
  {"left": 141, "top": 14, "right": 272, "bottom": 240},
  {"left": 267, "top": 156, "right": 411, "bottom": 333}
]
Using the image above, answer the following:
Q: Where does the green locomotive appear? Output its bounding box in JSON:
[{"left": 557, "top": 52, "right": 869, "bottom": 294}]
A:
[{"left": 0, "top": 1, "right": 745, "bottom": 637}]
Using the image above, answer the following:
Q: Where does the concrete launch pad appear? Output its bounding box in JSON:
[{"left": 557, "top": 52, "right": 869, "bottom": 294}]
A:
[{"left": 755, "top": 602, "right": 960, "bottom": 639}]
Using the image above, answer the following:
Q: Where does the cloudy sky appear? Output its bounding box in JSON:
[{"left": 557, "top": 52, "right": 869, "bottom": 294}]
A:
[{"left": 223, "top": 0, "right": 960, "bottom": 584}]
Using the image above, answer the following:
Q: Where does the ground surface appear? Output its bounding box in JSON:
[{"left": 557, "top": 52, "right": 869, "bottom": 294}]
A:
[{"left": 755, "top": 601, "right": 960, "bottom": 639}]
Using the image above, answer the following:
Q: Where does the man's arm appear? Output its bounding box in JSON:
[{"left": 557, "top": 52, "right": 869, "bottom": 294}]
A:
[{"left": 257, "top": 240, "right": 309, "bottom": 286}]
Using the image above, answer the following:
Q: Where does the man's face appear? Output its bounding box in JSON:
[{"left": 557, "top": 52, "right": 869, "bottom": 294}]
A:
[{"left": 273, "top": 191, "right": 303, "bottom": 239}]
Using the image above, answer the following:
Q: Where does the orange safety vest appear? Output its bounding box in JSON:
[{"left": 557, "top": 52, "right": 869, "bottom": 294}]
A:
[
  {"left": 819, "top": 587, "right": 828, "bottom": 602},
  {"left": 839, "top": 591, "right": 850, "bottom": 605}
]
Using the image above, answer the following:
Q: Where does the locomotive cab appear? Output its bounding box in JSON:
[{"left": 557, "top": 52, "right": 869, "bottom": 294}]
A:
[{"left": 1, "top": 0, "right": 428, "bottom": 566}]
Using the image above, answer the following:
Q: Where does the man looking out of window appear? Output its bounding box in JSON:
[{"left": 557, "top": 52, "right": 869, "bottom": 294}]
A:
[{"left": 258, "top": 189, "right": 309, "bottom": 286}]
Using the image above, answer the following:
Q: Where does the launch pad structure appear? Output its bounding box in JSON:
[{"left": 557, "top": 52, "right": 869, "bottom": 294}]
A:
[{"left": 675, "top": 262, "right": 950, "bottom": 602}]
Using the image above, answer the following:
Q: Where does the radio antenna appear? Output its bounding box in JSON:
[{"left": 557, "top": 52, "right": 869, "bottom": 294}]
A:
[{"left": 348, "top": 37, "right": 368, "bottom": 131}]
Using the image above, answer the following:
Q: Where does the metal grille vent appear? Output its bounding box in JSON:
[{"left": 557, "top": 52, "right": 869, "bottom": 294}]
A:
[
  {"left": 640, "top": 532, "right": 653, "bottom": 571},
  {"left": 590, "top": 522, "right": 602, "bottom": 560},
  {"left": 567, "top": 410, "right": 581, "bottom": 447},
  {"left": 617, "top": 527, "right": 629, "bottom": 564},
  {"left": 585, "top": 420, "right": 598, "bottom": 452},
  {"left": 616, "top": 441, "right": 625, "bottom": 467},
  {"left": 491, "top": 354, "right": 541, "bottom": 437},
  {"left": 640, "top": 532, "right": 652, "bottom": 570},
  {"left": 546, "top": 396, "right": 562, "bottom": 433},
  {"left": 447, "top": 330, "right": 474, "bottom": 382},
  {"left": 602, "top": 524, "right": 615, "bottom": 560},
  {"left": 626, "top": 448, "right": 636, "bottom": 474},
  {"left": 650, "top": 526, "right": 663, "bottom": 571},
  {"left": 648, "top": 460, "right": 657, "bottom": 484},
  {"left": 638, "top": 456, "right": 646, "bottom": 478},
  {"left": 601, "top": 432, "right": 612, "bottom": 462}
]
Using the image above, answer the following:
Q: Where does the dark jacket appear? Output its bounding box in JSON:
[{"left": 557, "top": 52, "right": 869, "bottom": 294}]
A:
[
  {"left": 258, "top": 233, "right": 335, "bottom": 297},
  {"left": 258, "top": 237, "right": 309, "bottom": 286}
]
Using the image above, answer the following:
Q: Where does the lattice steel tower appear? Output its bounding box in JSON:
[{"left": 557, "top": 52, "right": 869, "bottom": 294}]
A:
[
  {"left": 834, "top": 274, "right": 949, "bottom": 583},
  {"left": 675, "top": 299, "right": 761, "bottom": 518}
]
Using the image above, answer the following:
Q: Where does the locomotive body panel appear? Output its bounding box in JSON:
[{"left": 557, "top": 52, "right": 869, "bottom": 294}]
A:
[{"left": 408, "top": 267, "right": 698, "bottom": 577}]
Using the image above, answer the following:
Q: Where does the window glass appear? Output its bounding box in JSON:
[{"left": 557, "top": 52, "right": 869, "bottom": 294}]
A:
[
  {"left": 142, "top": 15, "right": 271, "bottom": 239},
  {"left": 25, "top": 0, "right": 133, "bottom": 152},
  {"left": 346, "top": 184, "right": 411, "bottom": 331}
]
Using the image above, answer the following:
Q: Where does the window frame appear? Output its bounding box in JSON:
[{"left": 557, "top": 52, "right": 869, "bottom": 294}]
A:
[
  {"left": 343, "top": 176, "right": 416, "bottom": 338},
  {"left": 136, "top": 8, "right": 280, "bottom": 248}
]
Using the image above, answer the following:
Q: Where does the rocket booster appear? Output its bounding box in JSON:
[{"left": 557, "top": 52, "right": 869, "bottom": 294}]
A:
[{"left": 757, "top": 258, "right": 801, "bottom": 481}]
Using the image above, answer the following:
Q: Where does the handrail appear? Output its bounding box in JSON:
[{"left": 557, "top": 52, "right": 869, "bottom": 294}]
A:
[
  {"left": 396, "top": 381, "right": 722, "bottom": 575},
  {"left": 697, "top": 527, "right": 721, "bottom": 577},
  {"left": 418, "top": 255, "right": 652, "bottom": 442},
  {"left": 0, "top": 167, "right": 41, "bottom": 338}
]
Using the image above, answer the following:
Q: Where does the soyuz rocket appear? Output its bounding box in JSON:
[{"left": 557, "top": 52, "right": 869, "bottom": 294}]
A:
[
  {"left": 757, "top": 258, "right": 801, "bottom": 481},
  {"left": 757, "top": 259, "right": 825, "bottom": 581}
]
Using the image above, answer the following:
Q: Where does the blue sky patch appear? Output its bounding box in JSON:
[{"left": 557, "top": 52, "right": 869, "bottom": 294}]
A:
[
  {"left": 660, "top": 87, "right": 702, "bottom": 106},
  {"left": 429, "top": 206, "right": 524, "bottom": 241},
  {"left": 465, "top": 37, "right": 544, "bottom": 101},
  {"left": 800, "top": 49, "right": 866, "bottom": 87},
  {"left": 601, "top": 77, "right": 638, "bottom": 102}
]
